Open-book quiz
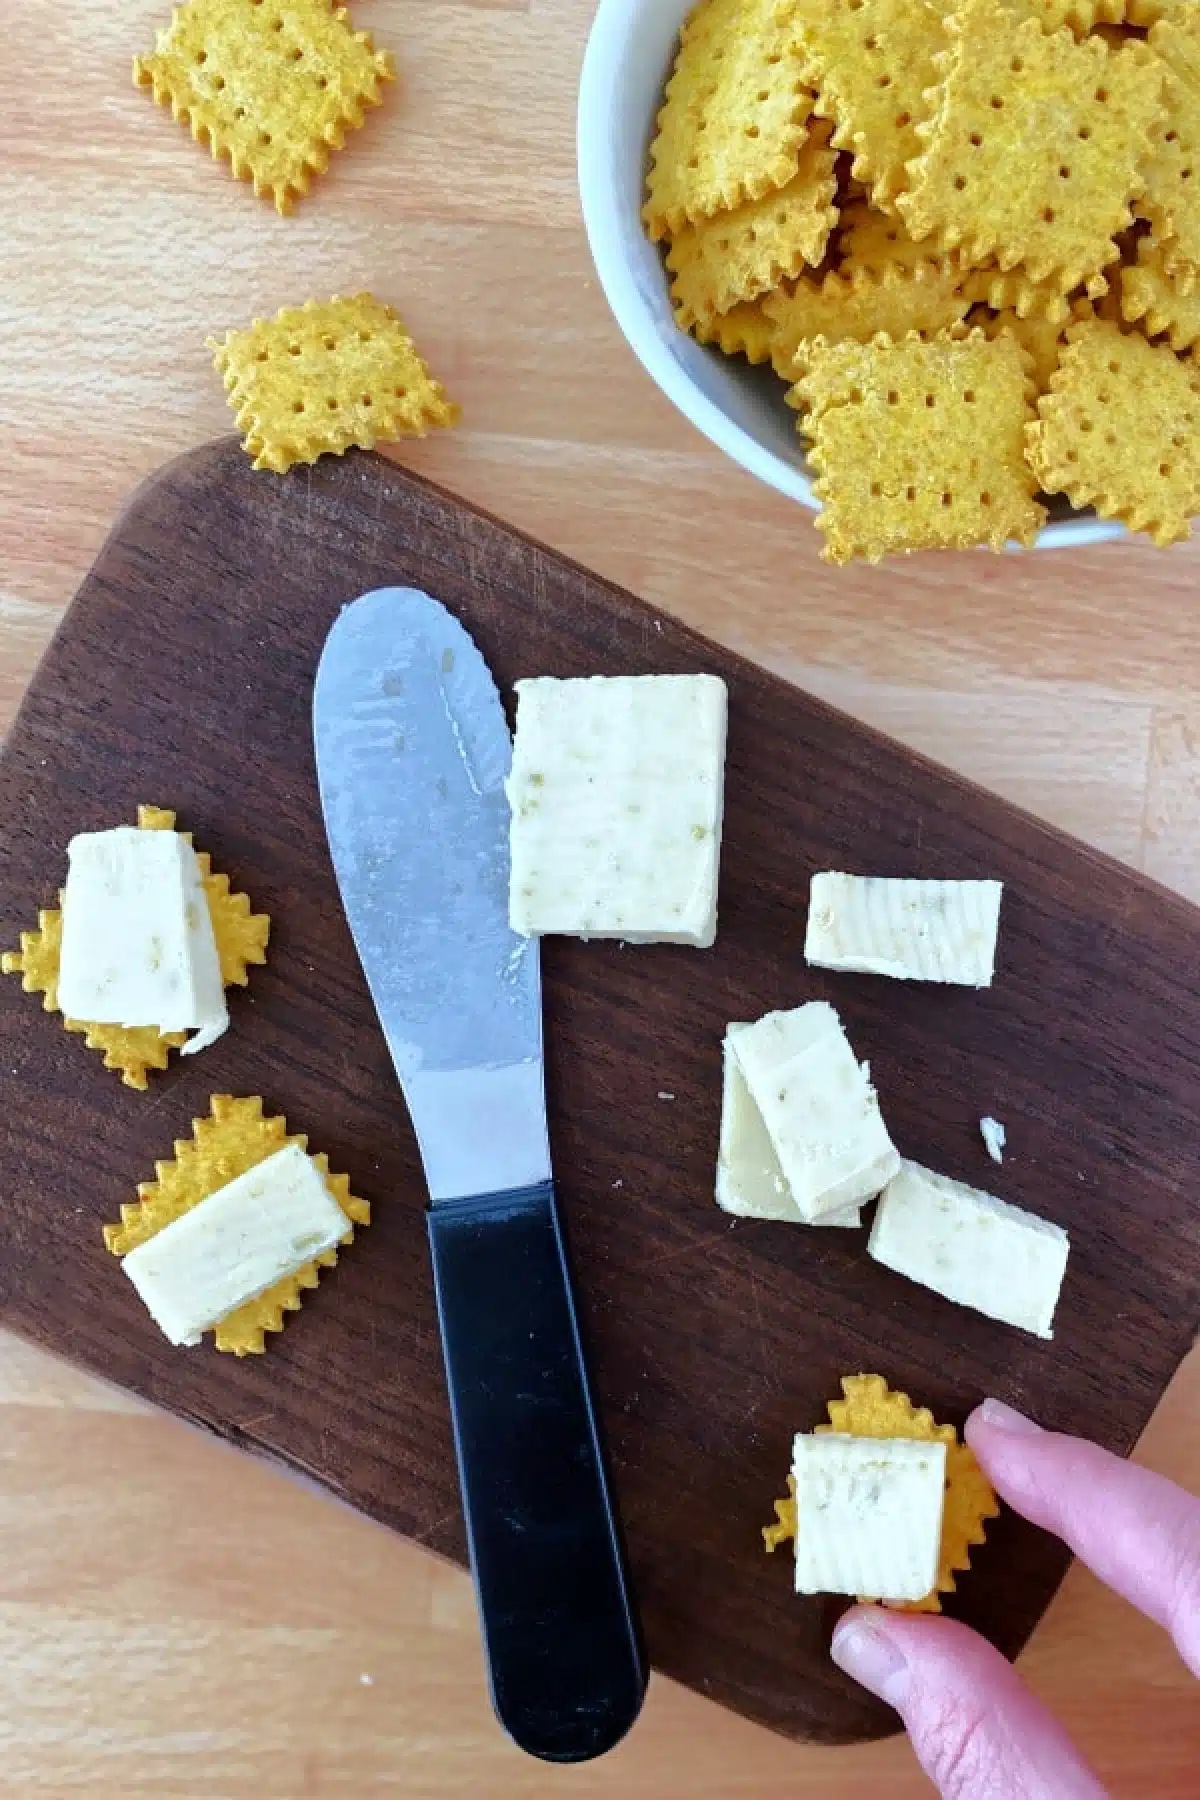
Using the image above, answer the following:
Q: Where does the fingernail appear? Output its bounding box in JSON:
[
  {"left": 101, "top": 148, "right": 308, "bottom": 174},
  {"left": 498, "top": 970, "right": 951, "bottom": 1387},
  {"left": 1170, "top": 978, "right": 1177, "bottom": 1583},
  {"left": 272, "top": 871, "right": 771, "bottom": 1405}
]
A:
[
  {"left": 831, "top": 1615, "right": 910, "bottom": 1707},
  {"left": 980, "top": 1397, "right": 1043, "bottom": 1435}
]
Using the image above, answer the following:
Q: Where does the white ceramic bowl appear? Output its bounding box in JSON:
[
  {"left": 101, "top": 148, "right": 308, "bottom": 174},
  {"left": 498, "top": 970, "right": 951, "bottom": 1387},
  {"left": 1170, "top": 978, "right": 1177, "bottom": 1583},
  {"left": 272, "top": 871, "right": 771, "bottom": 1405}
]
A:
[{"left": 576, "top": 0, "right": 1123, "bottom": 551}]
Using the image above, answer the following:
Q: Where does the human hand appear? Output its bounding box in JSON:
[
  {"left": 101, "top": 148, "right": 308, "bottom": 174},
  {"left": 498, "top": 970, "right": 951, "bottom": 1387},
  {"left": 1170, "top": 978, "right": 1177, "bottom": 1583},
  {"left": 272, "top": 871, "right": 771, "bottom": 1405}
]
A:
[{"left": 830, "top": 1398, "right": 1200, "bottom": 1798}]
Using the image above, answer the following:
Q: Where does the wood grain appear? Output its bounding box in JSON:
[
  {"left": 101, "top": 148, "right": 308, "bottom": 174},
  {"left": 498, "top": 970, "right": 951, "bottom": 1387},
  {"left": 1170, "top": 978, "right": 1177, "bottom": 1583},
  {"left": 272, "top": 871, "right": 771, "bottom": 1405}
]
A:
[
  {"left": 1, "top": 438, "right": 1198, "bottom": 1756},
  {"left": 0, "top": 0, "right": 1197, "bottom": 1792}
]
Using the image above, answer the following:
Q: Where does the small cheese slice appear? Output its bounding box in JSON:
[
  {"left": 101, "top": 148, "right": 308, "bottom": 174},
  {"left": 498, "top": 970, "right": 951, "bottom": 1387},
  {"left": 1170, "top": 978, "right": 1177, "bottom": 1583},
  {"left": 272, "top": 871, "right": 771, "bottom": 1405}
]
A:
[
  {"left": 804, "top": 873, "right": 1003, "bottom": 986},
  {"left": 869, "top": 1160, "right": 1069, "bottom": 1339},
  {"left": 729, "top": 1002, "right": 899, "bottom": 1222},
  {"left": 715, "top": 1024, "right": 861, "bottom": 1226},
  {"left": 791, "top": 1432, "right": 947, "bottom": 1601},
  {"left": 120, "top": 1143, "right": 348, "bottom": 1347},
  {"left": 57, "top": 826, "right": 228, "bottom": 1052},
  {"left": 507, "top": 673, "right": 727, "bottom": 947}
]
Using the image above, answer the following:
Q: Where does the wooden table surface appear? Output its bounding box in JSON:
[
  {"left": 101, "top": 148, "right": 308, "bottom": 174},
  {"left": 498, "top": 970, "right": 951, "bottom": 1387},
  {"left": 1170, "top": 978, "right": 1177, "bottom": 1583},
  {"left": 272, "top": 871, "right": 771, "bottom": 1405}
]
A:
[{"left": 1, "top": 2, "right": 1196, "bottom": 1793}]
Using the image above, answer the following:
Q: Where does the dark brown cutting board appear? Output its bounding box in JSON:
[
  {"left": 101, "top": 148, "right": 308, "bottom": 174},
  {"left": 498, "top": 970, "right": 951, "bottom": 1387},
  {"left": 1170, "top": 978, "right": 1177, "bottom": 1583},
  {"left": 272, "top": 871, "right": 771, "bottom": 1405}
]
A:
[{"left": 0, "top": 439, "right": 1196, "bottom": 1748}]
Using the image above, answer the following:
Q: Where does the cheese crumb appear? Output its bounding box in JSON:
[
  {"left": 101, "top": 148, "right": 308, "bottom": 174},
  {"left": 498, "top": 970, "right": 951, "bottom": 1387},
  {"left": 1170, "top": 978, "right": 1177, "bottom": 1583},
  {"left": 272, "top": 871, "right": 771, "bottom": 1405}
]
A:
[{"left": 980, "top": 1116, "right": 1006, "bottom": 1165}]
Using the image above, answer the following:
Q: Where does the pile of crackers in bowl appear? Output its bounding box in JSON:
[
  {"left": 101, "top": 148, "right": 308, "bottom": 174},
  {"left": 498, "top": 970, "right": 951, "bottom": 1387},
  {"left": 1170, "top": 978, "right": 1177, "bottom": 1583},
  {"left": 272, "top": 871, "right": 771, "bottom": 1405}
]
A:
[{"left": 643, "top": 0, "right": 1200, "bottom": 562}]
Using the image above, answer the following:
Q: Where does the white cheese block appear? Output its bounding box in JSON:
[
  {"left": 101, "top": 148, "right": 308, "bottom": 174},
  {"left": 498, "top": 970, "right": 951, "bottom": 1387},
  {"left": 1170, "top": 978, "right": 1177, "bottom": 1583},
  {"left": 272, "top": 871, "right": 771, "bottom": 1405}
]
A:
[
  {"left": 121, "top": 1144, "right": 348, "bottom": 1347},
  {"left": 507, "top": 673, "right": 727, "bottom": 947},
  {"left": 715, "top": 1024, "right": 860, "bottom": 1226},
  {"left": 57, "top": 826, "right": 228, "bottom": 1052},
  {"left": 804, "top": 873, "right": 1003, "bottom": 986},
  {"left": 791, "top": 1432, "right": 946, "bottom": 1601},
  {"left": 869, "top": 1159, "right": 1069, "bottom": 1339},
  {"left": 729, "top": 1002, "right": 899, "bottom": 1222},
  {"left": 980, "top": 1116, "right": 1006, "bottom": 1165}
]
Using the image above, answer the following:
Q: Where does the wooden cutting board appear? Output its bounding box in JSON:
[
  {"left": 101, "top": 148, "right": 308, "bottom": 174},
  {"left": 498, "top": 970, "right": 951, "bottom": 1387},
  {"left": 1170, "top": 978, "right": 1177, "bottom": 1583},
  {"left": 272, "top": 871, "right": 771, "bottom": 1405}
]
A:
[{"left": 0, "top": 439, "right": 1196, "bottom": 1750}]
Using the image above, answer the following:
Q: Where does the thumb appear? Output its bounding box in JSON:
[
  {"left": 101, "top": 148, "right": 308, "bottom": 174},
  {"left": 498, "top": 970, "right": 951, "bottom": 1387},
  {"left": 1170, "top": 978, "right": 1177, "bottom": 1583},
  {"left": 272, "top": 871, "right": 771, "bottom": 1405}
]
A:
[{"left": 831, "top": 1608, "right": 1108, "bottom": 1799}]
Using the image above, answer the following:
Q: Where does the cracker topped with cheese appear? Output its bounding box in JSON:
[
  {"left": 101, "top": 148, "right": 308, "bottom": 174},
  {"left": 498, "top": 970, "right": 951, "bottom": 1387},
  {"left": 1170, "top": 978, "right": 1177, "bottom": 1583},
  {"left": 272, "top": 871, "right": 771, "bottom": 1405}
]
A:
[
  {"left": 3, "top": 805, "right": 269, "bottom": 1088},
  {"left": 58, "top": 825, "right": 228, "bottom": 1054}
]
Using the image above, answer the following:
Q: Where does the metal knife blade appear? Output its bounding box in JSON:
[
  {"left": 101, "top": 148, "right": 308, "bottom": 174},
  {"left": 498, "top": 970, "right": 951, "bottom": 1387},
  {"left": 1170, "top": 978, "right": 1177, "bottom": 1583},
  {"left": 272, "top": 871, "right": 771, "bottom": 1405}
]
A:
[{"left": 313, "top": 586, "right": 550, "bottom": 1202}]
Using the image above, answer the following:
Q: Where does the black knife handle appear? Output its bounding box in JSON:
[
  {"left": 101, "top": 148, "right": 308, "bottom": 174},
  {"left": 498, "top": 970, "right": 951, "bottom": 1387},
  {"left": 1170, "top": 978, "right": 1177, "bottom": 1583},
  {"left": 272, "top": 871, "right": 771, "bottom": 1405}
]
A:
[{"left": 426, "top": 1181, "right": 646, "bottom": 1762}]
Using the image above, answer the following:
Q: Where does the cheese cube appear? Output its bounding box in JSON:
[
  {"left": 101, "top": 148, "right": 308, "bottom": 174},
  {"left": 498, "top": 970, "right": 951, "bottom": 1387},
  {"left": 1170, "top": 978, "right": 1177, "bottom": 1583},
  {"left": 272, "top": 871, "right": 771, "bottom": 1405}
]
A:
[
  {"left": 729, "top": 1003, "right": 899, "bottom": 1222},
  {"left": 57, "top": 827, "right": 228, "bottom": 1052},
  {"left": 869, "top": 1160, "right": 1069, "bottom": 1339},
  {"left": 715, "top": 1024, "right": 861, "bottom": 1226},
  {"left": 121, "top": 1144, "right": 348, "bottom": 1347},
  {"left": 507, "top": 674, "right": 727, "bottom": 946},
  {"left": 805, "top": 873, "right": 1003, "bottom": 986},
  {"left": 791, "top": 1432, "right": 946, "bottom": 1601}
]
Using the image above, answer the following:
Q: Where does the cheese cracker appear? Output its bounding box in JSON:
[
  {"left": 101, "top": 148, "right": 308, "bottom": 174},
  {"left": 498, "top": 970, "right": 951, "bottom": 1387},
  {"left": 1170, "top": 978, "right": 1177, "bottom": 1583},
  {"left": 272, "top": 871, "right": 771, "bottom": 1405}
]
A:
[
  {"left": 900, "top": 1, "right": 1165, "bottom": 293},
  {"left": 695, "top": 301, "right": 776, "bottom": 362},
  {"left": 1027, "top": 315, "right": 1200, "bottom": 543},
  {"left": 134, "top": 0, "right": 395, "bottom": 216},
  {"left": 794, "top": 329, "right": 1045, "bottom": 561},
  {"left": 1139, "top": 14, "right": 1200, "bottom": 294},
  {"left": 105, "top": 1095, "right": 369, "bottom": 1355},
  {"left": 210, "top": 294, "right": 460, "bottom": 473},
  {"left": 668, "top": 123, "right": 837, "bottom": 325},
  {"left": 765, "top": 263, "right": 971, "bottom": 379},
  {"left": 971, "top": 305, "right": 1068, "bottom": 390},
  {"left": 796, "top": 0, "right": 946, "bottom": 211},
  {"left": 764, "top": 1374, "right": 998, "bottom": 1612},
  {"left": 837, "top": 201, "right": 946, "bottom": 276},
  {"left": 643, "top": 0, "right": 814, "bottom": 241},
  {"left": 2, "top": 806, "right": 269, "bottom": 1090},
  {"left": 1121, "top": 235, "right": 1200, "bottom": 347}
]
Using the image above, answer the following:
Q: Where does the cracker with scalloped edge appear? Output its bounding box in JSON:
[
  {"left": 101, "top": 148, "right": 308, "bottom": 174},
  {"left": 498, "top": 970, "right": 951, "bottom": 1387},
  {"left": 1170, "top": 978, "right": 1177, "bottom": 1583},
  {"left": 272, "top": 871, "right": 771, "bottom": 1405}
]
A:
[
  {"left": 900, "top": 1, "right": 1165, "bottom": 293},
  {"left": 796, "top": 0, "right": 946, "bottom": 211},
  {"left": 765, "top": 262, "right": 971, "bottom": 378},
  {"left": 643, "top": 0, "right": 814, "bottom": 241},
  {"left": 837, "top": 201, "right": 947, "bottom": 275},
  {"left": 1027, "top": 315, "right": 1200, "bottom": 543},
  {"left": 1, "top": 806, "right": 269, "bottom": 1090},
  {"left": 696, "top": 301, "right": 776, "bottom": 362},
  {"left": 210, "top": 294, "right": 459, "bottom": 474},
  {"left": 134, "top": 0, "right": 394, "bottom": 216},
  {"left": 1121, "top": 235, "right": 1200, "bottom": 347},
  {"left": 959, "top": 266, "right": 1076, "bottom": 323},
  {"left": 104, "top": 1095, "right": 369, "bottom": 1355},
  {"left": 1138, "top": 14, "right": 1200, "bottom": 295},
  {"left": 668, "top": 123, "right": 837, "bottom": 325},
  {"left": 971, "top": 305, "right": 1068, "bottom": 390},
  {"left": 763, "top": 1374, "right": 998, "bottom": 1613},
  {"left": 794, "top": 329, "right": 1045, "bottom": 561}
]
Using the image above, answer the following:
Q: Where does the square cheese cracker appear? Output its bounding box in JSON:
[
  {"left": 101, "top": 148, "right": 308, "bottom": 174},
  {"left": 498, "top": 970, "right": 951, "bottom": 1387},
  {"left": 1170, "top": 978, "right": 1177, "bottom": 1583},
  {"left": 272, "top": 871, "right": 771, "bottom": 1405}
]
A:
[
  {"left": 795, "top": 329, "right": 1045, "bottom": 562},
  {"left": 728, "top": 1001, "right": 899, "bottom": 1222},
  {"left": 716, "top": 1024, "right": 861, "bottom": 1226},
  {"left": 134, "top": 0, "right": 395, "bottom": 215},
  {"left": 899, "top": 0, "right": 1165, "bottom": 293},
  {"left": 869, "top": 1160, "right": 1070, "bottom": 1338},
  {"left": 792, "top": 1432, "right": 947, "bottom": 1601},
  {"left": 507, "top": 674, "right": 727, "bottom": 947}
]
